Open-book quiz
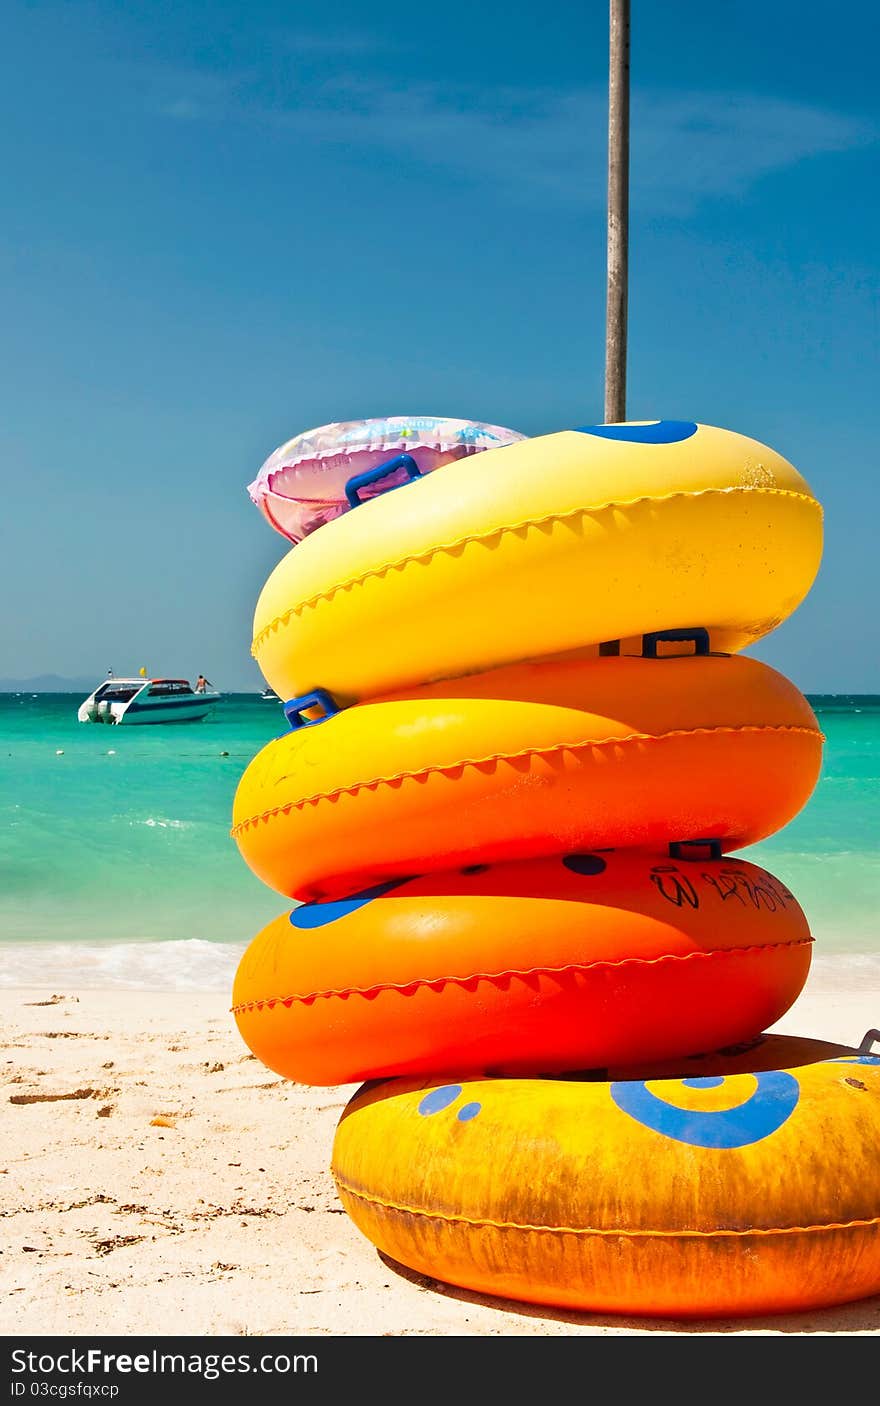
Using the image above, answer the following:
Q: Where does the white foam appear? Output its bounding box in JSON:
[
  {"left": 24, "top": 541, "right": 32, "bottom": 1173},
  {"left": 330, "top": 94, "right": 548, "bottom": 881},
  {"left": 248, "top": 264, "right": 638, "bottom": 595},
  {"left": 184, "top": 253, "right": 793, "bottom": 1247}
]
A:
[
  {"left": 0, "top": 941, "right": 876, "bottom": 997},
  {"left": 0, "top": 939, "right": 248, "bottom": 992},
  {"left": 808, "top": 951, "right": 880, "bottom": 990}
]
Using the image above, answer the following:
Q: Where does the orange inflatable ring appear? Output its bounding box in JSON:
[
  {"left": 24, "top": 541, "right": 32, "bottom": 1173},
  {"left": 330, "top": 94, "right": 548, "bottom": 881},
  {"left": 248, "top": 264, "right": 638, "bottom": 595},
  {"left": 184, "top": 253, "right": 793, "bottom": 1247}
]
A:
[
  {"left": 231, "top": 650, "right": 823, "bottom": 902},
  {"left": 331, "top": 1031, "right": 880, "bottom": 1317},
  {"left": 231, "top": 851, "right": 812, "bottom": 1086}
]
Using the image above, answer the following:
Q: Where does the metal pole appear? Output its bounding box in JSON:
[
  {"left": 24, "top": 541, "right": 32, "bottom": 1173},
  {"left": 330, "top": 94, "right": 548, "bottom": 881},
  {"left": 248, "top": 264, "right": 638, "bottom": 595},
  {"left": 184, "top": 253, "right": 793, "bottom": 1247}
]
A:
[{"left": 605, "top": 0, "right": 630, "bottom": 423}]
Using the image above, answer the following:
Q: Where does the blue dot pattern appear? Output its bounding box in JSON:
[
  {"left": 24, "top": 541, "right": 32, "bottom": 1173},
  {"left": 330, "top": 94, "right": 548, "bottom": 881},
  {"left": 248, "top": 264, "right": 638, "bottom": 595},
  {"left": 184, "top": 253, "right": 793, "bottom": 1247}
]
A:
[
  {"left": 457, "top": 1102, "right": 482, "bottom": 1122},
  {"left": 610, "top": 1069, "right": 799, "bottom": 1148},
  {"left": 410, "top": 1059, "right": 875, "bottom": 1147},
  {"left": 419, "top": 1085, "right": 463, "bottom": 1116},
  {"left": 418, "top": 1085, "right": 483, "bottom": 1122},
  {"left": 574, "top": 420, "right": 698, "bottom": 444}
]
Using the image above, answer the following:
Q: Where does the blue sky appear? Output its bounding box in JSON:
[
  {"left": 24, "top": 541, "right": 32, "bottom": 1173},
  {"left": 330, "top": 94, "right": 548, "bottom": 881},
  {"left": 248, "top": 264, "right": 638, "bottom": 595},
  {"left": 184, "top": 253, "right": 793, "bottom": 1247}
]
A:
[{"left": 1, "top": 0, "right": 878, "bottom": 691}]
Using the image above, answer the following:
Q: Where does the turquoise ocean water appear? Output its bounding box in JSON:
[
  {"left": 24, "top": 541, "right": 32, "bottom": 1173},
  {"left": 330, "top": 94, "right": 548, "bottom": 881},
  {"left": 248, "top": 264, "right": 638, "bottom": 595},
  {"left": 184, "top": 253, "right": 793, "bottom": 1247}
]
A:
[{"left": 1, "top": 691, "right": 878, "bottom": 991}]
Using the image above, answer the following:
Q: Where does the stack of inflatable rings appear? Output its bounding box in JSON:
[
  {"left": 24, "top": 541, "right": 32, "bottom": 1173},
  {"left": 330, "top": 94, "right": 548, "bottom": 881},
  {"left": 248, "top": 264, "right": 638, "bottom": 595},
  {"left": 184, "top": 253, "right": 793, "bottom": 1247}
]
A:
[{"left": 231, "top": 418, "right": 880, "bottom": 1317}]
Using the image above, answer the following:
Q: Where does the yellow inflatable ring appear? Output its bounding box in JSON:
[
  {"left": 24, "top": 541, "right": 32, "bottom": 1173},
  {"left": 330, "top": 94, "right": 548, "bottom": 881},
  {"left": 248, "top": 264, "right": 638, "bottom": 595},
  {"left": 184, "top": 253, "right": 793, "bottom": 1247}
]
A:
[
  {"left": 231, "top": 851, "right": 812, "bottom": 1086},
  {"left": 331, "top": 1032, "right": 880, "bottom": 1317},
  {"left": 252, "top": 420, "right": 823, "bottom": 705},
  {"left": 231, "top": 652, "right": 823, "bottom": 902}
]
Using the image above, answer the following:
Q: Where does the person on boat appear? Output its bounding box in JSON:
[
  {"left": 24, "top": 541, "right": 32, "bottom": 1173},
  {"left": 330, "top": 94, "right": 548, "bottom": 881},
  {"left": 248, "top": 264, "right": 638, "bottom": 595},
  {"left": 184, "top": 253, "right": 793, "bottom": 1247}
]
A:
[{"left": 195, "top": 674, "right": 212, "bottom": 693}]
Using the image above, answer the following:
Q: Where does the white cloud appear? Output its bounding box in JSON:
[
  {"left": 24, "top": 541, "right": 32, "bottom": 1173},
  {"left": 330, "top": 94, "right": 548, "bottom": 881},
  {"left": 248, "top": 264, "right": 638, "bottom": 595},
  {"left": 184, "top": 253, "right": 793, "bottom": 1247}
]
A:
[
  {"left": 633, "top": 92, "right": 872, "bottom": 211},
  {"left": 150, "top": 69, "right": 876, "bottom": 213}
]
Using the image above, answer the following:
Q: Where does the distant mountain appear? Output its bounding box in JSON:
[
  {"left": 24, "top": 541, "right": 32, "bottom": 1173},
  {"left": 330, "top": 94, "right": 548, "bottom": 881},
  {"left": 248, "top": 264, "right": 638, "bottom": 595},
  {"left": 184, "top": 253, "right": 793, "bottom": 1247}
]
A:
[{"left": 0, "top": 673, "right": 97, "bottom": 692}]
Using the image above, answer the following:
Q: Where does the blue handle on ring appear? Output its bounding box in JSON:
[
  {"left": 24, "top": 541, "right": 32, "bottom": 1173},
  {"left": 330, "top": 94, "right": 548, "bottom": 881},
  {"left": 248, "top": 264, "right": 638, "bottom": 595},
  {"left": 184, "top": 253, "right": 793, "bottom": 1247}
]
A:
[
  {"left": 284, "top": 689, "right": 341, "bottom": 730},
  {"left": 344, "top": 452, "right": 422, "bottom": 508},
  {"left": 641, "top": 627, "right": 711, "bottom": 658}
]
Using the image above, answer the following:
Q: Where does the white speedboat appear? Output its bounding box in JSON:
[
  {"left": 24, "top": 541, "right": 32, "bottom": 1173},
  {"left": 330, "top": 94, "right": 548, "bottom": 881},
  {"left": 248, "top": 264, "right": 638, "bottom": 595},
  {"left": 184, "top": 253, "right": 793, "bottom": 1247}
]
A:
[
  {"left": 77, "top": 677, "right": 220, "bottom": 725},
  {"left": 259, "top": 685, "right": 280, "bottom": 701}
]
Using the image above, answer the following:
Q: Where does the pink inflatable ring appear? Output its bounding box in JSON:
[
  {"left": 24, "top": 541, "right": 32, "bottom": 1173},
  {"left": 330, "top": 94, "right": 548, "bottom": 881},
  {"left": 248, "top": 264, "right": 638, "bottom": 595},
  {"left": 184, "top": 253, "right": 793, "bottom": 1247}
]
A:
[{"left": 247, "top": 415, "right": 527, "bottom": 543}]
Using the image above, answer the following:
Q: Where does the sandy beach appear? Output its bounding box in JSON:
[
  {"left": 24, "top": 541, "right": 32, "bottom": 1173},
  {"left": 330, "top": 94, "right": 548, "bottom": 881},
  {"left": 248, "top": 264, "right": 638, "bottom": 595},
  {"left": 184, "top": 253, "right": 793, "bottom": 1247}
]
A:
[{"left": 2, "top": 958, "right": 879, "bottom": 1339}]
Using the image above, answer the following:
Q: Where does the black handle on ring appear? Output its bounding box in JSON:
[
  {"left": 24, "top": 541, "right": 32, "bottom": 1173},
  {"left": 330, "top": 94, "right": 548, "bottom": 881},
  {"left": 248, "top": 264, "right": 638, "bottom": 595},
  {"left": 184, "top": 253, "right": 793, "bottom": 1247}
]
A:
[
  {"left": 858, "top": 1029, "right": 880, "bottom": 1055},
  {"left": 669, "top": 839, "right": 723, "bottom": 861},
  {"left": 641, "top": 627, "right": 711, "bottom": 659},
  {"left": 344, "top": 452, "right": 423, "bottom": 508},
  {"left": 283, "top": 689, "right": 341, "bottom": 730}
]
